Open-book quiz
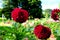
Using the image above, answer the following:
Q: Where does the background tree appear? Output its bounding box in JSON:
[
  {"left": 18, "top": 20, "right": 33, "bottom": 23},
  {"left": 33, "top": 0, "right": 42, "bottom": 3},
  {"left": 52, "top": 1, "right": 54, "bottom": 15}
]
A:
[{"left": 21, "top": 0, "right": 43, "bottom": 19}]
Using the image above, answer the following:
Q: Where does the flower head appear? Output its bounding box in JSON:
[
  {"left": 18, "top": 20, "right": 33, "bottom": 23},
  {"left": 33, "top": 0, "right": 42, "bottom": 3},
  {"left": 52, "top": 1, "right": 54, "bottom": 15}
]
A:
[
  {"left": 34, "top": 25, "right": 51, "bottom": 39},
  {"left": 51, "top": 9, "right": 60, "bottom": 21},
  {"left": 11, "top": 8, "right": 29, "bottom": 23}
]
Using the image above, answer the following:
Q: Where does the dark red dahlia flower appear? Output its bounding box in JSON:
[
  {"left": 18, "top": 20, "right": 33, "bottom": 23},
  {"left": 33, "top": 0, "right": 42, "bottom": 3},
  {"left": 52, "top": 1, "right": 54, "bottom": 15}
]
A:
[
  {"left": 34, "top": 25, "right": 51, "bottom": 39},
  {"left": 51, "top": 9, "right": 60, "bottom": 20},
  {"left": 11, "top": 8, "right": 29, "bottom": 23}
]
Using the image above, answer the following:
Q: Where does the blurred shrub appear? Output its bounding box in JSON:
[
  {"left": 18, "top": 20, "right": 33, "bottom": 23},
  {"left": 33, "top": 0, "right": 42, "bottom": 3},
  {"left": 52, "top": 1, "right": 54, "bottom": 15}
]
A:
[
  {"left": 43, "top": 9, "right": 52, "bottom": 18},
  {"left": 0, "top": 17, "right": 7, "bottom": 22}
]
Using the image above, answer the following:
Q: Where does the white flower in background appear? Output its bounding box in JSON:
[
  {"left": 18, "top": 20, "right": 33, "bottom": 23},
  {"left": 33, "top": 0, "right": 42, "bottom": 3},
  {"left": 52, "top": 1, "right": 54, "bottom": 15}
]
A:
[
  {"left": 23, "top": 38, "right": 28, "bottom": 40},
  {"left": 34, "top": 18, "right": 40, "bottom": 21},
  {"left": 0, "top": 22, "right": 12, "bottom": 27},
  {"left": 29, "top": 21, "right": 34, "bottom": 27},
  {"left": 34, "top": 18, "right": 40, "bottom": 24},
  {"left": 50, "top": 38, "right": 56, "bottom": 40},
  {"left": 22, "top": 22, "right": 27, "bottom": 27},
  {"left": 46, "top": 18, "right": 59, "bottom": 23},
  {"left": 49, "top": 34, "right": 56, "bottom": 40},
  {"left": 26, "top": 20, "right": 29, "bottom": 23}
]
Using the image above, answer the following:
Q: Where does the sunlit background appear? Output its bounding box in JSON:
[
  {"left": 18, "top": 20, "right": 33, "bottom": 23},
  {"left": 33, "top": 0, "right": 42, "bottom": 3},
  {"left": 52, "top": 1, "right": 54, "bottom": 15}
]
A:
[
  {"left": 0, "top": 0, "right": 3, "bottom": 8},
  {"left": 41, "top": 0, "right": 60, "bottom": 10}
]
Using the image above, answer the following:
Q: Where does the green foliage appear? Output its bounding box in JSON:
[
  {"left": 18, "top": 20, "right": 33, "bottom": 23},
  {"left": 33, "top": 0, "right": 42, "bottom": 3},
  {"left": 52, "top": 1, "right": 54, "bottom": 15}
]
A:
[
  {"left": 10, "top": 0, "right": 18, "bottom": 7},
  {"left": 2, "top": 7, "right": 13, "bottom": 19},
  {"left": 0, "top": 17, "right": 7, "bottom": 22},
  {"left": 0, "top": 21, "right": 36, "bottom": 40},
  {"left": 56, "top": 36, "right": 60, "bottom": 40},
  {"left": 1, "top": 17, "right": 60, "bottom": 40},
  {"left": 21, "top": 0, "right": 43, "bottom": 19}
]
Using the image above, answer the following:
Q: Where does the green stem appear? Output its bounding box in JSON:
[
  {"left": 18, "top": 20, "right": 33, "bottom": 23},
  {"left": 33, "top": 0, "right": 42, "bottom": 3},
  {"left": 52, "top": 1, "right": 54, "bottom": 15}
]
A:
[{"left": 14, "top": 23, "right": 22, "bottom": 40}]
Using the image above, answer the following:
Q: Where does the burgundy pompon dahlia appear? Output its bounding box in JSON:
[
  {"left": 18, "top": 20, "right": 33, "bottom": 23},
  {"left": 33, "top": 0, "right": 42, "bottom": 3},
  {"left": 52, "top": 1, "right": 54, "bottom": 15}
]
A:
[
  {"left": 51, "top": 9, "right": 60, "bottom": 21},
  {"left": 11, "top": 8, "right": 29, "bottom": 23},
  {"left": 34, "top": 25, "right": 51, "bottom": 39}
]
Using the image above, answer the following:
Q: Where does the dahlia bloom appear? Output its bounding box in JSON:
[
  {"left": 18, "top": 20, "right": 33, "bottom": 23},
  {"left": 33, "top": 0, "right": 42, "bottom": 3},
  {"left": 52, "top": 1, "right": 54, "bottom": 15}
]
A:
[
  {"left": 11, "top": 8, "right": 29, "bottom": 23},
  {"left": 51, "top": 9, "right": 60, "bottom": 21},
  {"left": 34, "top": 25, "right": 51, "bottom": 39}
]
